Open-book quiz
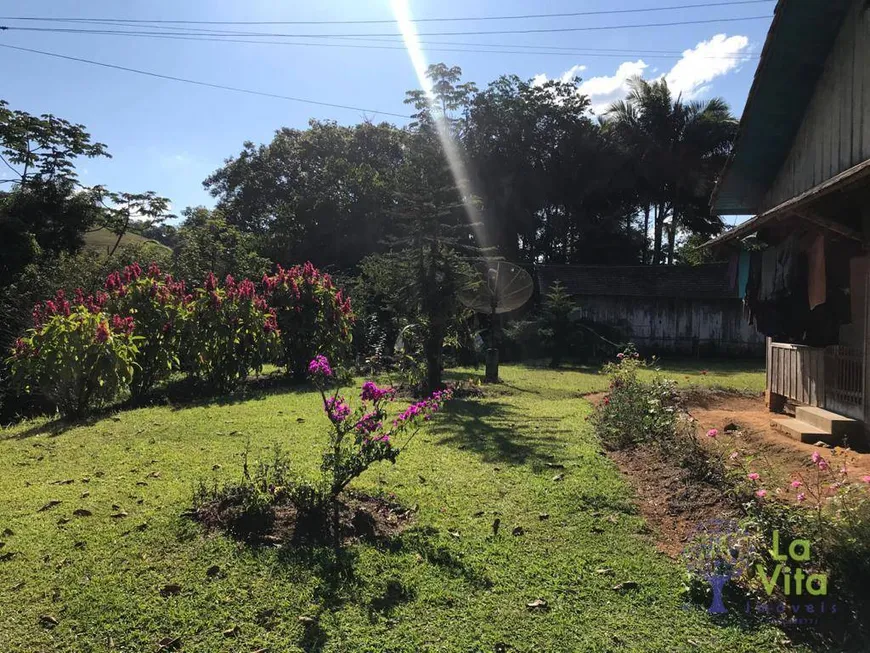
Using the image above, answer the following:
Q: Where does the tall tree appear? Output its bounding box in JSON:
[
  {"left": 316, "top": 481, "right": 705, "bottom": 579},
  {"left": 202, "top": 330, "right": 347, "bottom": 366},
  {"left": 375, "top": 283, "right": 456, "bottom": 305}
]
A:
[{"left": 605, "top": 77, "right": 736, "bottom": 264}]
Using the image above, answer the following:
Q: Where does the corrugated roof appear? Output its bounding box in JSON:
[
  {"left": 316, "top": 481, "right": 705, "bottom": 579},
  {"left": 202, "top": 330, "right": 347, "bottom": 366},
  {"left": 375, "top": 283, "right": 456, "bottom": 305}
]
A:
[
  {"left": 537, "top": 264, "right": 737, "bottom": 300},
  {"left": 711, "top": 0, "right": 852, "bottom": 215}
]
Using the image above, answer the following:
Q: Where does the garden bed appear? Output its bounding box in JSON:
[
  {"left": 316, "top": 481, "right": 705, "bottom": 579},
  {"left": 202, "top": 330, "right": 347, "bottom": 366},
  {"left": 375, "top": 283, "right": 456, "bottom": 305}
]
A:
[{"left": 193, "top": 491, "right": 414, "bottom": 546}]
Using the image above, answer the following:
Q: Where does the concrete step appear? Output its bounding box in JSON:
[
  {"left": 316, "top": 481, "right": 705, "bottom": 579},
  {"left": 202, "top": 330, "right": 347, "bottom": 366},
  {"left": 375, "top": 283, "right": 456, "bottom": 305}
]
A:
[
  {"left": 771, "top": 417, "right": 841, "bottom": 445},
  {"left": 795, "top": 406, "right": 862, "bottom": 439}
]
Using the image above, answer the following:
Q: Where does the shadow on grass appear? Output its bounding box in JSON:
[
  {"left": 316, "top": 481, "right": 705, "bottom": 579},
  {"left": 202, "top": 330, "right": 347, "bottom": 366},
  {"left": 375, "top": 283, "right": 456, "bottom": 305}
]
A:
[
  {"left": 2, "top": 372, "right": 315, "bottom": 439},
  {"left": 430, "top": 398, "right": 567, "bottom": 466}
]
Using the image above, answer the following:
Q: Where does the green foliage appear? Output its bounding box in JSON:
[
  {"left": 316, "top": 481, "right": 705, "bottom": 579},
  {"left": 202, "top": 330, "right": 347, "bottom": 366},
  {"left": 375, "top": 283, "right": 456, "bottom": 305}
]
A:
[
  {"left": 172, "top": 207, "right": 270, "bottom": 286},
  {"left": 181, "top": 272, "right": 279, "bottom": 393},
  {"left": 103, "top": 262, "right": 192, "bottom": 397},
  {"left": 262, "top": 262, "right": 353, "bottom": 379},
  {"left": 538, "top": 281, "right": 577, "bottom": 367},
  {"left": 590, "top": 345, "right": 679, "bottom": 450},
  {"left": 7, "top": 304, "right": 138, "bottom": 418}
]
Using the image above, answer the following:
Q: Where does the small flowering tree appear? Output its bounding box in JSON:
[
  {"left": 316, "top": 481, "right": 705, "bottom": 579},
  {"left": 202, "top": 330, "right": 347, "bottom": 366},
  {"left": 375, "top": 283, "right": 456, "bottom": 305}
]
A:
[
  {"left": 262, "top": 263, "right": 353, "bottom": 379},
  {"left": 103, "top": 262, "right": 192, "bottom": 397},
  {"left": 8, "top": 293, "right": 139, "bottom": 418},
  {"left": 182, "top": 273, "right": 280, "bottom": 392},
  {"left": 305, "top": 355, "right": 452, "bottom": 536}
]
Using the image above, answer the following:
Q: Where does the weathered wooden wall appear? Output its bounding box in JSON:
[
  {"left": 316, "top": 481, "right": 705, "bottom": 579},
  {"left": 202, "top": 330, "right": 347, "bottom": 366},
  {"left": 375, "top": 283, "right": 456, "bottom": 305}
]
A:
[
  {"left": 768, "top": 341, "right": 826, "bottom": 406},
  {"left": 761, "top": 0, "right": 870, "bottom": 211},
  {"left": 573, "top": 296, "right": 765, "bottom": 356}
]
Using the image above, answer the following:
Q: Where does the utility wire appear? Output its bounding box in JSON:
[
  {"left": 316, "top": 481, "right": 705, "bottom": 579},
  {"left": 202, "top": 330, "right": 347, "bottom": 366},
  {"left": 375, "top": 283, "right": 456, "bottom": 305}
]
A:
[
  {"left": 0, "top": 1, "right": 775, "bottom": 25},
  {"left": 0, "top": 28, "right": 759, "bottom": 60},
  {"left": 0, "top": 43, "right": 411, "bottom": 119},
  {"left": 0, "top": 15, "right": 773, "bottom": 38}
]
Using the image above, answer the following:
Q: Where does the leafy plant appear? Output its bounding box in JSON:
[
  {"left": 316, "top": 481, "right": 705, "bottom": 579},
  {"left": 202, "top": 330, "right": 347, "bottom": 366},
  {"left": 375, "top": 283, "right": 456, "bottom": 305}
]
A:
[
  {"left": 539, "top": 281, "right": 577, "bottom": 368},
  {"left": 7, "top": 293, "right": 138, "bottom": 418},
  {"left": 590, "top": 345, "right": 678, "bottom": 450},
  {"left": 103, "top": 262, "right": 192, "bottom": 397},
  {"left": 263, "top": 262, "right": 353, "bottom": 379},
  {"left": 182, "top": 272, "right": 279, "bottom": 392}
]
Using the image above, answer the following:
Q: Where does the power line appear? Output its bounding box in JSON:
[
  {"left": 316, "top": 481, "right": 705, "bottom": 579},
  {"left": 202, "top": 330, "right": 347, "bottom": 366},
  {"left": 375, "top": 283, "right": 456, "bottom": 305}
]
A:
[
  {"left": 0, "top": 43, "right": 411, "bottom": 119},
  {"left": 0, "top": 28, "right": 759, "bottom": 60},
  {"left": 0, "top": 15, "right": 773, "bottom": 38},
  {"left": 0, "top": 1, "right": 775, "bottom": 26}
]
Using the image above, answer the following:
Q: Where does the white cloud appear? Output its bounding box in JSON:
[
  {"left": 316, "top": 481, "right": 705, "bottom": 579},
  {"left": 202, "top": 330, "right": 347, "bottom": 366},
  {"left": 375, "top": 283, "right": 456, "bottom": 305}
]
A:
[
  {"left": 577, "top": 60, "right": 648, "bottom": 115},
  {"left": 664, "top": 33, "right": 750, "bottom": 100},
  {"left": 531, "top": 33, "right": 751, "bottom": 115}
]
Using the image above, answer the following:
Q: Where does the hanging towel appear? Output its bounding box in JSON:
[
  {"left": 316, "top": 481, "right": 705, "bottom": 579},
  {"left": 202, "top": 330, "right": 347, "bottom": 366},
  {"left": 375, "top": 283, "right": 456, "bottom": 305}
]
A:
[
  {"left": 738, "top": 250, "right": 750, "bottom": 299},
  {"left": 807, "top": 233, "right": 826, "bottom": 309}
]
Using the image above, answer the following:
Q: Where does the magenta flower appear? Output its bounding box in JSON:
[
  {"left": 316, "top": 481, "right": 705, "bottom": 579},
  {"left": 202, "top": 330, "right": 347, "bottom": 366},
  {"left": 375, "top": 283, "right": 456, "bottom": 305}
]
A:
[
  {"left": 756, "top": 489, "right": 767, "bottom": 498},
  {"left": 861, "top": 475, "right": 870, "bottom": 484},
  {"left": 747, "top": 472, "right": 760, "bottom": 481},
  {"left": 818, "top": 459, "right": 829, "bottom": 471},
  {"left": 324, "top": 396, "right": 350, "bottom": 422},
  {"left": 308, "top": 355, "right": 333, "bottom": 378},
  {"left": 706, "top": 428, "right": 718, "bottom": 438},
  {"left": 617, "top": 353, "right": 624, "bottom": 360},
  {"left": 361, "top": 381, "right": 393, "bottom": 402},
  {"left": 790, "top": 480, "right": 802, "bottom": 489},
  {"left": 812, "top": 451, "right": 822, "bottom": 464},
  {"left": 797, "top": 493, "right": 806, "bottom": 502}
]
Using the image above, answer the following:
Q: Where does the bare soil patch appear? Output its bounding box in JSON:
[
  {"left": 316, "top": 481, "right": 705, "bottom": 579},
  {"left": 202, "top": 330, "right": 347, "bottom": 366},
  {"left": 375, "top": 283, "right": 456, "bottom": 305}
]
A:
[
  {"left": 684, "top": 391, "right": 870, "bottom": 483},
  {"left": 193, "top": 492, "right": 414, "bottom": 546},
  {"left": 608, "top": 444, "right": 737, "bottom": 558}
]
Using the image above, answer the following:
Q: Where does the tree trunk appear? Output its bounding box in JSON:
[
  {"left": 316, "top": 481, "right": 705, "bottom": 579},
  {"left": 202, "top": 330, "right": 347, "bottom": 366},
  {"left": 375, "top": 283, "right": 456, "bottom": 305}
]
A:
[
  {"left": 653, "top": 203, "right": 663, "bottom": 265},
  {"left": 642, "top": 203, "right": 650, "bottom": 264},
  {"left": 667, "top": 211, "right": 677, "bottom": 265},
  {"left": 425, "top": 326, "right": 444, "bottom": 392}
]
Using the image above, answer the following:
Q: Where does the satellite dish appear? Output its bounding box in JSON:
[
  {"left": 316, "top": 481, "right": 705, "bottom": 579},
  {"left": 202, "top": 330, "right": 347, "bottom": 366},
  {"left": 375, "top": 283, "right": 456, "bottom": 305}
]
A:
[{"left": 459, "top": 261, "right": 534, "bottom": 382}]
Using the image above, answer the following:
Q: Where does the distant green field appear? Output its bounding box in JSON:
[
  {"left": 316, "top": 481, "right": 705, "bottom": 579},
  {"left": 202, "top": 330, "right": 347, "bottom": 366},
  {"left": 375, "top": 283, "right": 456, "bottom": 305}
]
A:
[{"left": 83, "top": 228, "right": 171, "bottom": 257}]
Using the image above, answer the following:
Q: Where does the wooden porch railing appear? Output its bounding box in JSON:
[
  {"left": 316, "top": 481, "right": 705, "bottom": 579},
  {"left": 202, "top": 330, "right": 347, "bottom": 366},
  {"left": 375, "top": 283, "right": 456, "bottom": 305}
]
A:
[{"left": 767, "top": 341, "right": 825, "bottom": 406}]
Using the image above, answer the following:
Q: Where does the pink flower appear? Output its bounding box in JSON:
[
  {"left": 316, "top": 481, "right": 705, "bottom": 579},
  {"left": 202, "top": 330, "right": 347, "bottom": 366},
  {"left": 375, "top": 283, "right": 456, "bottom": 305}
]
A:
[
  {"left": 747, "top": 472, "right": 760, "bottom": 481},
  {"left": 812, "top": 451, "right": 822, "bottom": 464},
  {"left": 797, "top": 493, "right": 806, "bottom": 503},
  {"left": 706, "top": 428, "right": 718, "bottom": 438},
  {"left": 790, "top": 480, "right": 802, "bottom": 489},
  {"left": 839, "top": 467, "right": 848, "bottom": 475},
  {"left": 818, "top": 459, "right": 829, "bottom": 471},
  {"left": 756, "top": 489, "right": 767, "bottom": 498},
  {"left": 617, "top": 353, "right": 624, "bottom": 360},
  {"left": 729, "top": 451, "right": 739, "bottom": 461},
  {"left": 861, "top": 475, "right": 870, "bottom": 484}
]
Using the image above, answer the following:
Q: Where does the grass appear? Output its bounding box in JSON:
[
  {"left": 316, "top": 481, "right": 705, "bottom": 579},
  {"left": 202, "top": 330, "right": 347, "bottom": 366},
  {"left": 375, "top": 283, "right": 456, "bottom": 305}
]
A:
[
  {"left": 0, "top": 360, "right": 799, "bottom": 652},
  {"left": 83, "top": 228, "right": 171, "bottom": 257}
]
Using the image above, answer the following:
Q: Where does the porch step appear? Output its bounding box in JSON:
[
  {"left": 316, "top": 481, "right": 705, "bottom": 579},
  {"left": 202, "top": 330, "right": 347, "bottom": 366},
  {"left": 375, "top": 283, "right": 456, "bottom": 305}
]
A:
[
  {"left": 771, "top": 417, "right": 841, "bottom": 446},
  {"left": 794, "top": 406, "right": 862, "bottom": 441}
]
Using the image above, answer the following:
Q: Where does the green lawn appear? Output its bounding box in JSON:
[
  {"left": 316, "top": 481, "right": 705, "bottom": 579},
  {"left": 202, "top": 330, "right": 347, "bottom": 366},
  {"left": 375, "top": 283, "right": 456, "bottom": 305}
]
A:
[{"left": 0, "top": 361, "right": 793, "bottom": 652}]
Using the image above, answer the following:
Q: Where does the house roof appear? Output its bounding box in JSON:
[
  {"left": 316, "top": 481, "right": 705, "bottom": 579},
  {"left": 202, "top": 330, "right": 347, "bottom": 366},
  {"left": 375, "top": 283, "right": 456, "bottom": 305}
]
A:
[
  {"left": 711, "top": 0, "right": 853, "bottom": 215},
  {"left": 537, "top": 264, "right": 736, "bottom": 300}
]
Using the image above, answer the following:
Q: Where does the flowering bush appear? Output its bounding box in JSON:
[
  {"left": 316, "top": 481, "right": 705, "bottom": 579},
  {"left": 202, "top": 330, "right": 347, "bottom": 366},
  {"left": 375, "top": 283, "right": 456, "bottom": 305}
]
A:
[
  {"left": 590, "top": 345, "right": 679, "bottom": 450},
  {"left": 7, "top": 297, "right": 139, "bottom": 418},
  {"left": 307, "top": 355, "right": 451, "bottom": 507},
  {"left": 103, "top": 262, "right": 192, "bottom": 397},
  {"left": 262, "top": 262, "right": 353, "bottom": 379},
  {"left": 181, "top": 272, "right": 280, "bottom": 392}
]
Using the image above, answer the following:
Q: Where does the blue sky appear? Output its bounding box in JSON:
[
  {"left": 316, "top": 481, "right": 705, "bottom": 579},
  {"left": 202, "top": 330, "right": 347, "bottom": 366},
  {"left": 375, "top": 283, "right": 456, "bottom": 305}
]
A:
[{"left": 1, "top": 1, "right": 775, "bottom": 220}]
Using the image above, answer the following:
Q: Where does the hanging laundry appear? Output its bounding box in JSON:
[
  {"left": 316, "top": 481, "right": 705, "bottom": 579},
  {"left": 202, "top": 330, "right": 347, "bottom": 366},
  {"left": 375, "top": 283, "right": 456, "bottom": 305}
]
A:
[{"left": 807, "top": 233, "right": 826, "bottom": 309}]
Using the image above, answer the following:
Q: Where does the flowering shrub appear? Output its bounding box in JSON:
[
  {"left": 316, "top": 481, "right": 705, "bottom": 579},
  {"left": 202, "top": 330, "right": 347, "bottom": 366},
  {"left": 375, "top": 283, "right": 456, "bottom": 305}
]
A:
[
  {"left": 262, "top": 262, "right": 353, "bottom": 379},
  {"left": 7, "top": 299, "right": 139, "bottom": 418},
  {"left": 590, "top": 345, "right": 679, "bottom": 450},
  {"left": 307, "top": 355, "right": 452, "bottom": 508},
  {"left": 103, "top": 262, "right": 191, "bottom": 397},
  {"left": 182, "top": 273, "right": 280, "bottom": 392}
]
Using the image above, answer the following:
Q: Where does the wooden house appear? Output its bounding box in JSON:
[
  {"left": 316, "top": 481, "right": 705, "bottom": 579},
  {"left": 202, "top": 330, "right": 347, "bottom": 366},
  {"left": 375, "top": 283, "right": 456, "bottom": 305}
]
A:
[{"left": 707, "top": 0, "right": 870, "bottom": 443}]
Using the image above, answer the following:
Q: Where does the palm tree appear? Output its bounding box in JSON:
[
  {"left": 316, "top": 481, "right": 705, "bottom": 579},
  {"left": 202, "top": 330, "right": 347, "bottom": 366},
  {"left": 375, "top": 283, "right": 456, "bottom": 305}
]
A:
[{"left": 605, "top": 77, "right": 737, "bottom": 264}]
